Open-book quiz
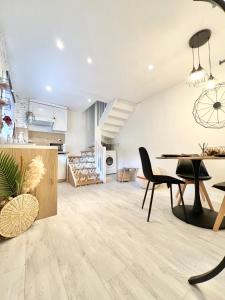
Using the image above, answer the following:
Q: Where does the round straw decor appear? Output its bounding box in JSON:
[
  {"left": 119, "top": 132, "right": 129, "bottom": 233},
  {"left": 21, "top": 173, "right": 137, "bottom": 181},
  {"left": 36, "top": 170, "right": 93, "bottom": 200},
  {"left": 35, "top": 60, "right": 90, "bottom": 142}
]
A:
[{"left": 0, "top": 194, "right": 39, "bottom": 238}]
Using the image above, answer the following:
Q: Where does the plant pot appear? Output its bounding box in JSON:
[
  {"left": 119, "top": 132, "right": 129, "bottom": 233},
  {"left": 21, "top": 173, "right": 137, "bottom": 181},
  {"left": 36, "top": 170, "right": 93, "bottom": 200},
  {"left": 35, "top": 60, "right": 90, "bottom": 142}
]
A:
[{"left": 0, "top": 194, "right": 39, "bottom": 238}]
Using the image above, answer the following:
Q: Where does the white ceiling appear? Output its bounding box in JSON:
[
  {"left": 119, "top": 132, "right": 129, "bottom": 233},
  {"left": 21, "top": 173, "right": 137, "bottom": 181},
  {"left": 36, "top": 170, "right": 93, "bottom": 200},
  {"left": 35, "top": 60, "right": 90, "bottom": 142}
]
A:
[{"left": 0, "top": 0, "right": 225, "bottom": 111}]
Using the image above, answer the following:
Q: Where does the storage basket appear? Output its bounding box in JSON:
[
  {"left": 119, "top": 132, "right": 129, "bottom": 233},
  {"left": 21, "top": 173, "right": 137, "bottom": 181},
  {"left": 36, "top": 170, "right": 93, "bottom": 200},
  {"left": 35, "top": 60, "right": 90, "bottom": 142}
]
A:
[{"left": 117, "top": 168, "right": 137, "bottom": 182}]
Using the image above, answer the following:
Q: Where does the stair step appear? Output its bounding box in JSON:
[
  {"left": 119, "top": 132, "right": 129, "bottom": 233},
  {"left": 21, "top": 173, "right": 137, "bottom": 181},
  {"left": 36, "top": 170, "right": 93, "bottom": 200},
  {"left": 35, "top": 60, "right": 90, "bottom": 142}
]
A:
[
  {"left": 102, "top": 124, "right": 120, "bottom": 133},
  {"left": 76, "top": 179, "right": 103, "bottom": 187},
  {"left": 101, "top": 130, "right": 117, "bottom": 139},
  {"left": 113, "top": 101, "right": 135, "bottom": 112},
  {"left": 69, "top": 157, "right": 95, "bottom": 165},
  {"left": 73, "top": 167, "right": 96, "bottom": 171},
  {"left": 104, "top": 117, "right": 125, "bottom": 127},
  {"left": 109, "top": 109, "right": 129, "bottom": 120},
  {"left": 69, "top": 161, "right": 95, "bottom": 164},
  {"left": 81, "top": 150, "right": 94, "bottom": 153}
]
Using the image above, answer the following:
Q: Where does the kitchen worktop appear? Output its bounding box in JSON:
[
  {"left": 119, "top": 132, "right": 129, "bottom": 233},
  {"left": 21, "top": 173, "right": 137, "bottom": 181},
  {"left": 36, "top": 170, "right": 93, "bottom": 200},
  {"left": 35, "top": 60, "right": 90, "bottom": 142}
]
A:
[
  {"left": 58, "top": 151, "right": 69, "bottom": 154},
  {"left": 0, "top": 144, "right": 58, "bottom": 149}
]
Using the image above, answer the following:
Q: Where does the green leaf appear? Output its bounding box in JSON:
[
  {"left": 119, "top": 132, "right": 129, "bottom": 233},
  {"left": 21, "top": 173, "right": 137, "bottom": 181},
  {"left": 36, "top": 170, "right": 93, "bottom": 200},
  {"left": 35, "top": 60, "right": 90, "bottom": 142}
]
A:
[{"left": 0, "top": 151, "right": 22, "bottom": 198}]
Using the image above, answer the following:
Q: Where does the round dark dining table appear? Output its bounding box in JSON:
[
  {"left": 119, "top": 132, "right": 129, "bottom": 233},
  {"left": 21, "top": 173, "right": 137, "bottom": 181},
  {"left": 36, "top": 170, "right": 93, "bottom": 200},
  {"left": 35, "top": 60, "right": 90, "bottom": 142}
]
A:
[{"left": 157, "top": 155, "right": 225, "bottom": 229}]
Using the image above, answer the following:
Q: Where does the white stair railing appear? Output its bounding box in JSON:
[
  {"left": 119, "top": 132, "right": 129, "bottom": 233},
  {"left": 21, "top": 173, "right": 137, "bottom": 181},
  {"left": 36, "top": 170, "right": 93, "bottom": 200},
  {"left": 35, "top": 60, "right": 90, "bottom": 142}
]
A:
[{"left": 95, "top": 126, "right": 106, "bottom": 183}]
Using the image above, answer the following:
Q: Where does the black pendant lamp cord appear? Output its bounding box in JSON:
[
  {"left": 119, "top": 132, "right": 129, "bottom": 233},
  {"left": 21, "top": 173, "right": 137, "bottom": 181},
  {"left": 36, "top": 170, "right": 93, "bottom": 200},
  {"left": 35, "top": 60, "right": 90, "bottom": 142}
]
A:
[
  {"left": 197, "top": 33, "right": 200, "bottom": 67},
  {"left": 208, "top": 40, "right": 212, "bottom": 76},
  {"left": 192, "top": 47, "right": 195, "bottom": 70},
  {"left": 198, "top": 47, "right": 201, "bottom": 68}
]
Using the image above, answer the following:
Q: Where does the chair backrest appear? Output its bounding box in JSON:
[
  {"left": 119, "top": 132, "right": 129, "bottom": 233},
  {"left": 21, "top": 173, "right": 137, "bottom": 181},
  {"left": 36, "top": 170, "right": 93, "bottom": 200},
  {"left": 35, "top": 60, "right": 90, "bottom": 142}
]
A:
[
  {"left": 176, "top": 159, "right": 210, "bottom": 179},
  {"left": 139, "top": 147, "right": 154, "bottom": 181}
]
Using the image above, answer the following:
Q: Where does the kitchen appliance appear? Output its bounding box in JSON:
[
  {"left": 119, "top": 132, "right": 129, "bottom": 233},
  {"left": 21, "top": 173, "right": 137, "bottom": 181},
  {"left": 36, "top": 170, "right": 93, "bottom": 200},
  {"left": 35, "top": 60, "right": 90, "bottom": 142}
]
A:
[
  {"left": 106, "top": 150, "right": 117, "bottom": 175},
  {"left": 50, "top": 143, "right": 67, "bottom": 181},
  {"left": 58, "top": 153, "right": 67, "bottom": 182},
  {"left": 50, "top": 143, "right": 64, "bottom": 152}
]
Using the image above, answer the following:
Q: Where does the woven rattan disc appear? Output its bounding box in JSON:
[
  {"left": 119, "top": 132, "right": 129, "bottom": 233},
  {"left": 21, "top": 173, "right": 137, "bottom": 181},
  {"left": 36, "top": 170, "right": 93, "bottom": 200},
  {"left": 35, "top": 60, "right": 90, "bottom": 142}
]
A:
[{"left": 0, "top": 194, "right": 39, "bottom": 238}]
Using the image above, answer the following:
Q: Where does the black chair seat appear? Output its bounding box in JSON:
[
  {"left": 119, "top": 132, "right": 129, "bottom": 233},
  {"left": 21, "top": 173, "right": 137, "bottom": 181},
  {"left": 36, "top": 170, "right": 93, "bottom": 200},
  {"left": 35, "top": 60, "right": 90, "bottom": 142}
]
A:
[
  {"left": 176, "top": 159, "right": 211, "bottom": 181},
  {"left": 177, "top": 174, "right": 212, "bottom": 181},
  {"left": 213, "top": 182, "right": 225, "bottom": 192},
  {"left": 153, "top": 175, "right": 184, "bottom": 185}
]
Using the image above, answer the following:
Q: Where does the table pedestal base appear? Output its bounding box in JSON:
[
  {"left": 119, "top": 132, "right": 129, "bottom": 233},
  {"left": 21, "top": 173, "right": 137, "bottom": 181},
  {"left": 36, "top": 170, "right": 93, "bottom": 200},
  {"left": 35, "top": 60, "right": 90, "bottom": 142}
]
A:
[{"left": 173, "top": 205, "right": 225, "bottom": 229}]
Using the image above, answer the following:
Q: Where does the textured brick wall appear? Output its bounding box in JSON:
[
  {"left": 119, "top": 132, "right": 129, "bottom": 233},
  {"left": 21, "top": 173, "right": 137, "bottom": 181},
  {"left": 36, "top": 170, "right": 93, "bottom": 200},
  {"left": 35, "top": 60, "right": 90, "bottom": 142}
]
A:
[
  {"left": 0, "top": 31, "right": 9, "bottom": 128},
  {"left": 14, "top": 97, "right": 29, "bottom": 128},
  {"left": 0, "top": 32, "right": 8, "bottom": 74}
]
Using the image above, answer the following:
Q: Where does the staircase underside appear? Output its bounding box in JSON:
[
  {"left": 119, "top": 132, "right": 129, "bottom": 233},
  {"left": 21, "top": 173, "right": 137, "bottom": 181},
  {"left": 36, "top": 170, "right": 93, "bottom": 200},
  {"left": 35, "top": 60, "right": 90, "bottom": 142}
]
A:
[{"left": 100, "top": 99, "right": 136, "bottom": 140}]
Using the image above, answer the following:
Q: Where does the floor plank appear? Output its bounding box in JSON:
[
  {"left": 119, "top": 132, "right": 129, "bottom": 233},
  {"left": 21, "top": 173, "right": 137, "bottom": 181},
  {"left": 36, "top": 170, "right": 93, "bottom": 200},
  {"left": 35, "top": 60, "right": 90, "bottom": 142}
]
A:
[{"left": 1, "top": 181, "right": 225, "bottom": 299}]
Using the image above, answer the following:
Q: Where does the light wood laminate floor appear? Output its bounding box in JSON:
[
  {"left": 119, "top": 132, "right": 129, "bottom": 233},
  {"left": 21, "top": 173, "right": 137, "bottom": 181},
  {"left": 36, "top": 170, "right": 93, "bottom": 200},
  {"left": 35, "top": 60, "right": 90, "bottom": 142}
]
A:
[{"left": 1, "top": 181, "right": 225, "bottom": 300}]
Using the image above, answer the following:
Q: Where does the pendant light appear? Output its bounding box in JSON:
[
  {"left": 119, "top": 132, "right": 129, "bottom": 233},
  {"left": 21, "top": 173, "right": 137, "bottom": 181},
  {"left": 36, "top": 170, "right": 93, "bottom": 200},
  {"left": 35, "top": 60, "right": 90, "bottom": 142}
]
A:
[
  {"left": 188, "top": 48, "right": 198, "bottom": 87},
  {"left": 206, "top": 40, "right": 217, "bottom": 90},
  {"left": 188, "top": 29, "right": 211, "bottom": 88},
  {"left": 195, "top": 43, "right": 208, "bottom": 85}
]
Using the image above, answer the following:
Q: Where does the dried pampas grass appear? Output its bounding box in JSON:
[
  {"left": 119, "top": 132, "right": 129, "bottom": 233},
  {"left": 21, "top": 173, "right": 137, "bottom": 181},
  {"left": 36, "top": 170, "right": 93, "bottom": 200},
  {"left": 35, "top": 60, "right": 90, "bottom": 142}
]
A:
[{"left": 22, "top": 156, "right": 46, "bottom": 194}]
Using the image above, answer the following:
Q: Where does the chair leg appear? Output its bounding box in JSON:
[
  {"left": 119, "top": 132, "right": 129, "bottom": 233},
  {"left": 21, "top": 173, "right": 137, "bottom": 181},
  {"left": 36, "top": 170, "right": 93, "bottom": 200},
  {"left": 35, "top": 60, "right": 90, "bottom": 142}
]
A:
[
  {"left": 213, "top": 196, "right": 225, "bottom": 232},
  {"left": 200, "top": 181, "right": 214, "bottom": 211},
  {"left": 170, "top": 185, "right": 173, "bottom": 210},
  {"left": 178, "top": 183, "right": 188, "bottom": 223},
  {"left": 177, "top": 182, "right": 187, "bottom": 206},
  {"left": 147, "top": 183, "right": 155, "bottom": 222},
  {"left": 175, "top": 186, "right": 181, "bottom": 198},
  {"left": 142, "top": 181, "right": 150, "bottom": 209},
  {"left": 200, "top": 187, "right": 206, "bottom": 202}
]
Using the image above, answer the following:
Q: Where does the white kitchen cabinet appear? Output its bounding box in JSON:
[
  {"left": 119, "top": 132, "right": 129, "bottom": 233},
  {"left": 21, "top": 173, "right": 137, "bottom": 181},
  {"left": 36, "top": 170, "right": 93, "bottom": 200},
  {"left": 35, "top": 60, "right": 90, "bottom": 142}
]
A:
[
  {"left": 29, "top": 101, "right": 68, "bottom": 132},
  {"left": 52, "top": 107, "right": 68, "bottom": 132},
  {"left": 30, "top": 101, "right": 54, "bottom": 119},
  {"left": 58, "top": 154, "right": 68, "bottom": 182}
]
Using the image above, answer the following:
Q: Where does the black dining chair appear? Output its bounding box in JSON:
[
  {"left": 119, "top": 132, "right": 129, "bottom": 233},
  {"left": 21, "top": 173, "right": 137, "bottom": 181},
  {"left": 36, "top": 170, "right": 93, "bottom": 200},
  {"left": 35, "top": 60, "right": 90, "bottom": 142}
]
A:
[
  {"left": 139, "top": 147, "right": 188, "bottom": 222},
  {"left": 176, "top": 159, "right": 214, "bottom": 210}
]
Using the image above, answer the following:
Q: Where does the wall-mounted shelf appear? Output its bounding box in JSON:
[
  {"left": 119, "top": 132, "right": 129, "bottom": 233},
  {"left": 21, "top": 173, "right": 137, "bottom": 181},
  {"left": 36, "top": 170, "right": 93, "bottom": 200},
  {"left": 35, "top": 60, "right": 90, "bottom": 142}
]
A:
[
  {"left": 0, "top": 81, "right": 10, "bottom": 91},
  {"left": 0, "top": 99, "right": 8, "bottom": 106}
]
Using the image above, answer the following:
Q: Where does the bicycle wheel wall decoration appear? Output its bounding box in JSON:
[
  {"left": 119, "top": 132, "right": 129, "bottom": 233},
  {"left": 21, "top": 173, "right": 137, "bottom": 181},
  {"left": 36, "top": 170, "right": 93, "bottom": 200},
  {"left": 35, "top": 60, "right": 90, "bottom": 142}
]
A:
[{"left": 193, "top": 83, "right": 225, "bottom": 128}]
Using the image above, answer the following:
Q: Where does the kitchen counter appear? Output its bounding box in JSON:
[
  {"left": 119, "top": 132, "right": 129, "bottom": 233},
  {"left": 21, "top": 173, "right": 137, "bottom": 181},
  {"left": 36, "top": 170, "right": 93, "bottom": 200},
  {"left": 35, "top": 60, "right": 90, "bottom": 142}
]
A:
[
  {"left": 0, "top": 145, "right": 58, "bottom": 220},
  {"left": 58, "top": 151, "right": 69, "bottom": 154},
  {"left": 0, "top": 144, "right": 58, "bottom": 150}
]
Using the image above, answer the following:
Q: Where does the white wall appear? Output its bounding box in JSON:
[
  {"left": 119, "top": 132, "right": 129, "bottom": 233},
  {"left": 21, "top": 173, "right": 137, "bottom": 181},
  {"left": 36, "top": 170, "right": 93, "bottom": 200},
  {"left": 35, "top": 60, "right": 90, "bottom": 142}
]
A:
[
  {"left": 65, "top": 110, "right": 86, "bottom": 155},
  {"left": 117, "top": 69, "right": 225, "bottom": 185}
]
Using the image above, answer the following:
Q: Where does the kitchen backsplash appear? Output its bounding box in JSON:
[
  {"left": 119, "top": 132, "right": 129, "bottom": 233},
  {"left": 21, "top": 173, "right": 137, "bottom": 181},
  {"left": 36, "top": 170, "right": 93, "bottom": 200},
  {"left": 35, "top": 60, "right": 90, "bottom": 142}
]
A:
[{"left": 28, "top": 130, "right": 65, "bottom": 145}]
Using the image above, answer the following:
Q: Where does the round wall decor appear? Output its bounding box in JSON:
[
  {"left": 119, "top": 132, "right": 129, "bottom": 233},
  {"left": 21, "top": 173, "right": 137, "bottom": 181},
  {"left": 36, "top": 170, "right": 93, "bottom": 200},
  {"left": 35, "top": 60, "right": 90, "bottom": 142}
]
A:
[{"left": 193, "top": 83, "right": 225, "bottom": 128}]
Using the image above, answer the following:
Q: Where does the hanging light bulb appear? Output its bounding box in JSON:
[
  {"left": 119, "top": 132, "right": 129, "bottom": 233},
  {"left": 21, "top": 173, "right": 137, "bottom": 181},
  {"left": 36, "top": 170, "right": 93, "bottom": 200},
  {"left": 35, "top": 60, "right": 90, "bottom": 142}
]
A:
[
  {"left": 187, "top": 36, "right": 208, "bottom": 87},
  {"left": 195, "top": 45, "right": 208, "bottom": 86},
  {"left": 187, "top": 48, "right": 198, "bottom": 87},
  {"left": 206, "top": 40, "right": 217, "bottom": 90},
  {"left": 207, "top": 74, "right": 217, "bottom": 90}
]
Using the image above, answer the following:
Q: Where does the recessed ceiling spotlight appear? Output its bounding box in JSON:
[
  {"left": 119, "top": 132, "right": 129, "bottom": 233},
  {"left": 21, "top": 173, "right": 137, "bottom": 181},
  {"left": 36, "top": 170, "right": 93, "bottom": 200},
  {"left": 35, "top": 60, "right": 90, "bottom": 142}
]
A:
[
  {"left": 88, "top": 98, "right": 92, "bottom": 103},
  {"left": 56, "top": 39, "right": 64, "bottom": 51},
  {"left": 86, "top": 57, "right": 93, "bottom": 64},
  {"left": 148, "top": 64, "right": 155, "bottom": 71},
  {"left": 45, "top": 85, "right": 52, "bottom": 92}
]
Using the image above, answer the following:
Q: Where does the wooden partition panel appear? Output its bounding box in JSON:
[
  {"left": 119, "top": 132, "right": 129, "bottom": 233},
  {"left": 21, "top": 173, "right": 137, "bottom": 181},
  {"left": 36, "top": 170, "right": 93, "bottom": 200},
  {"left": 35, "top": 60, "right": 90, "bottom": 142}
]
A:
[{"left": 0, "top": 147, "right": 57, "bottom": 220}]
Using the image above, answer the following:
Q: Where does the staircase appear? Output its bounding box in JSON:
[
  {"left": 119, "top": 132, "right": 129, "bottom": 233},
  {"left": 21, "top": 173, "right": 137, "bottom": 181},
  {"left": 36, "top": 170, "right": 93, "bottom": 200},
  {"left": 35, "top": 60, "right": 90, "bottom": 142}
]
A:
[
  {"left": 68, "top": 149, "right": 102, "bottom": 187},
  {"left": 68, "top": 98, "right": 136, "bottom": 187},
  {"left": 99, "top": 98, "right": 136, "bottom": 141}
]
